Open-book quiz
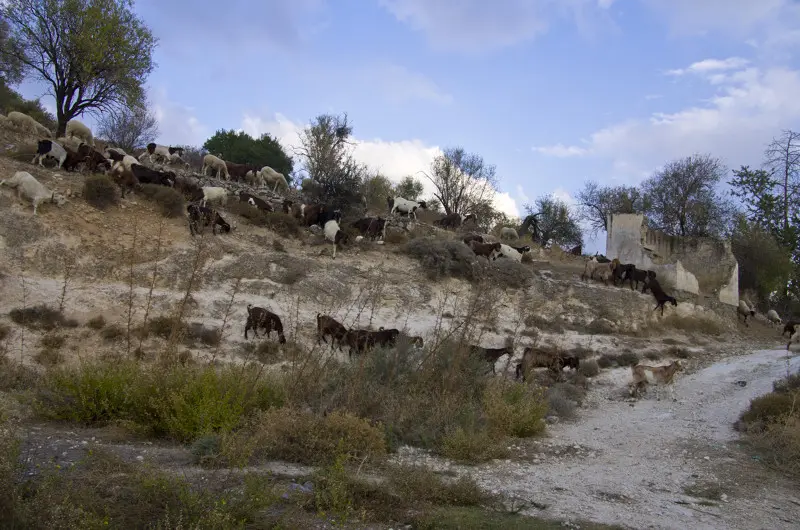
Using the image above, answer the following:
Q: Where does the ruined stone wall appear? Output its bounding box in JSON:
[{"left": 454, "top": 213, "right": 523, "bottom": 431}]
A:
[{"left": 605, "top": 213, "right": 739, "bottom": 307}]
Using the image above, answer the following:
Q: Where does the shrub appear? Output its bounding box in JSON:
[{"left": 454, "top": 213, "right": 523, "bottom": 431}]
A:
[
  {"left": 667, "top": 346, "right": 691, "bottom": 359},
  {"left": 387, "top": 465, "right": 493, "bottom": 507},
  {"left": 8, "top": 305, "right": 68, "bottom": 330},
  {"left": 597, "top": 355, "right": 614, "bottom": 369},
  {"left": 617, "top": 351, "right": 640, "bottom": 367},
  {"left": 546, "top": 385, "right": 579, "bottom": 419},
  {"left": 438, "top": 427, "right": 507, "bottom": 463},
  {"left": 645, "top": 351, "right": 663, "bottom": 361},
  {"left": 740, "top": 392, "right": 798, "bottom": 426},
  {"left": 100, "top": 324, "right": 124, "bottom": 341},
  {"left": 82, "top": 174, "right": 120, "bottom": 210},
  {"left": 228, "top": 202, "right": 301, "bottom": 238},
  {"left": 39, "top": 333, "right": 65, "bottom": 350},
  {"left": 0, "top": 324, "right": 9, "bottom": 341},
  {"left": 138, "top": 184, "right": 184, "bottom": 218},
  {"left": 482, "top": 379, "right": 547, "bottom": 438},
  {"left": 404, "top": 236, "right": 478, "bottom": 282},
  {"left": 86, "top": 316, "right": 106, "bottom": 330},
  {"left": 578, "top": 359, "right": 600, "bottom": 378},
  {"left": 224, "top": 408, "right": 387, "bottom": 466},
  {"left": 383, "top": 231, "right": 408, "bottom": 245},
  {"left": 186, "top": 322, "right": 221, "bottom": 347},
  {"left": 272, "top": 239, "right": 286, "bottom": 252},
  {"left": 661, "top": 314, "right": 725, "bottom": 336},
  {"left": 33, "top": 348, "right": 63, "bottom": 367},
  {"left": 481, "top": 259, "right": 531, "bottom": 289}
]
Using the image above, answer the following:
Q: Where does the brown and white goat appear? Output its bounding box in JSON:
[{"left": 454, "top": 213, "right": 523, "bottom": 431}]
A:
[
  {"left": 629, "top": 360, "right": 683, "bottom": 400},
  {"left": 469, "top": 241, "right": 501, "bottom": 260}
]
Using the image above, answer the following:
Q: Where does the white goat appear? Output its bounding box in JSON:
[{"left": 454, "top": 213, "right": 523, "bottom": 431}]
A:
[
  {"left": 31, "top": 139, "right": 67, "bottom": 169},
  {"left": 0, "top": 171, "right": 67, "bottom": 214},
  {"left": 324, "top": 219, "right": 347, "bottom": 259},
  {"left": 497, "top": 244, "right": 523, "bottom": 262},
  {"left": 389, "top": 196, "right": 427, "bottom": 220}
]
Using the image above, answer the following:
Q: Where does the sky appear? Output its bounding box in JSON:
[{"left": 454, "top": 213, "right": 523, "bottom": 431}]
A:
[{"left": 16, "top": 0, "right": 800, "bottom": 253}]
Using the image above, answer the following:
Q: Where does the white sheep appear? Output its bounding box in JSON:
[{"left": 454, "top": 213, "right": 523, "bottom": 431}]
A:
[
  {"left": 202, "top": 154, "right": 230, "bottom": 180},
  {"left": 138, "top": 151, "right": 151, "bottom": 164},
  {"left": 168, "top": 152, "right": 189, "bottom": 167},
  {"left": 7, "top": 111, "right": 51, "bottom": 138},
  {"left": 389, "top": 196, "right": 427, "bottom": 220},
  {"left": 56, "top": 135, "right": 83, "bottom": 152},
  {"left": 260, "top": 166, "right": 288, "bottom": 192},
  {"left": 200, "top": 186, "right": 228, "bottom": 207},
  {"left": 500, "top": 227, "right": 518, "bottom": 241},
  {"left": 32, "top": 139, "right": 67, "bottom": 169},
  {"left": 324, "top": 219, "right": 348, "bottom": 259},
  {"left": 737, "top": 300, "right": 755, "bottom": 326},
  {"left": 66, "top": 119, "right": 94, "bottom": 146},
  {"left": 766, "top": 309, "right": 782, "bottom": 326},
  {"left": 0, "top": 171, "right": 67, "bottom": 214}
]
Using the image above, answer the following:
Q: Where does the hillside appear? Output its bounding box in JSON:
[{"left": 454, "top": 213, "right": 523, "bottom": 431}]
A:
[{"left": 0, "top": 131, "right": 798, "bottom": 529}]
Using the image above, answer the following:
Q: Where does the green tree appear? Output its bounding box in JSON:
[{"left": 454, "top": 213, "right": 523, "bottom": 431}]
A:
[
  {"left": 576, "top": 181, "right": 649, "bottom": 234},
  {"left": 203, "top": 129, "right": 293, "bottom": 180},
  {"left": 525, "top": 196, "right": 582, "bottom": 248},
  {"left": 0, "top": 19, "right": 23, "bottom": 84},
  {"left": 0, "top": 79, "right": 56, "bottom": 129},
  {"left": 424, "top": 147, "right": 498, "bottom": 216},
  {"left": 1, "top": 0, "right": 157, "bottom": 136},
  {"left": 96, "top": 97, "right": 159, "bottom": 152},
  {"left": 642, "top": 153, "right": 733, "bottom": 237},
  {"left": 295, "top": 113, "right": 367, "bottom": 212},
  {"left": 394, "top": 175, "right": 424, "bottom": 201},
  {"left": 362, "top": 173, "right": 393, "bottom": 212}
]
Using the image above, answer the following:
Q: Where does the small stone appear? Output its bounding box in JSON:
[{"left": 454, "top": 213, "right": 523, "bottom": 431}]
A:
[{"left": 136, "top": 455, "right": 144, "bottom": 461}]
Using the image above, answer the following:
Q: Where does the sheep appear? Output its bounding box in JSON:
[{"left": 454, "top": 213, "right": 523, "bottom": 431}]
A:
[
  {"left": 469, "top": 240, "right": 502, "bottom": 260},
  {"left": 65, "top": 119, "right": 94, "bottom": 146},
  {"left": 782, "top": 321, "right": 799, "bottom": 338},
  {"left": 629, "top": 360, "right": 683, "bottom": 401},
  {"left": 130, "top": 164, "right": 176, "bottom": 187},
  {"left": 324, "top": 219, "right": 349, "bottom": 259},
  {"left": 0, "top": 171, "right": 67, "bottom": 215},
  {"left": 644, "top": 277, "right": 678, "bottom": 316},
  {"left": 462, "top": 234, "right": 484, "bottom": 246},
  {"left": 351, "top": 217, "right": 386, "bottom": 241},
  {"left": 199, "top": 186, "right": 228, "bottom": 207},
  {"left": 495, "top": 243, "right": 527, "bottom": 262},
  {"left": 500, "top": 227, "right": 518, "bottom": 241},
  {"left": 31, "top": 139, "right": 67, "bottom": 169},
  {"left": 388, "top": 196, "right": 427, "bottom": 220},
  {"left": 316, "top": 314, "right": 348, "bottom": 351},
  {"left": 244, "top": 304, "right": 286, "bottom": 343},
  {"left": 202, "top": 154, "right": 230, "bottom": 180},
  {"left": 7, "top": 111, "right": 51, "bottom": 138},
  {"left": 225, "top": 160, "right": 259, "bottom": 182},
  {"left": 470, "top": 345, "right": 514, "bottom": 374},
  {"left": 56, "top": 135, "right": 84, "bottom": 152},
  {"left": 737, "top": 300, "right": 755, "bottom": 326},
  {"left": 187, "top": 203, "right": 233, "bottom": 236},
  {"left": 434, "top": 212, "right": 477, "bottom": 230},
  {"left": 168, "top": 152, "right": 189, "bottom": 167},
  {"left": 260, "top": 166, "right": 289, "bottom": 192},
  {"left": 766, "top": 309, "right": 782, "bottom": 326},
  {"left": 145, "top": 143, "right": 183, "bottom": 164},
  {"left": 239, "top": 191, "right": 273, "bottom": 213}
]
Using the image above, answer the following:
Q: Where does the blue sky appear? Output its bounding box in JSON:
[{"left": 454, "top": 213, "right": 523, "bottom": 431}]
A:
[{"left": 17, "top": 0, "right": 800, "bottom": 253}]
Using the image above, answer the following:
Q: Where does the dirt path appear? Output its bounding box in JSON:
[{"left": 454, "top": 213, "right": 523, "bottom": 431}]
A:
[{"left": 424, "top": 349, "right": 800, "bottom": 529}]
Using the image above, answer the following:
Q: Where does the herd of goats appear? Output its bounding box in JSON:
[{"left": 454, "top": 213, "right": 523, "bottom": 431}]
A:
[{"left": 1, "top": 111, "right": 798, "bottom": 400}]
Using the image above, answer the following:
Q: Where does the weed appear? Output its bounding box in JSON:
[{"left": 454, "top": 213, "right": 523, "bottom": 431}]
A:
[
  {"left": 101, "top": 324, "right": 124, "bottom": 341},
  {"left": 187, "top": 322, "right": 221, "bottom": 347},
  {"left": 8, "top": 304, "right": 69, "bottom": 331},
  {"left": 86, "top": 316, "right": 106, "bottom": 330},
  {"left": 546, "top": 384, "right": 580, "bottom": 419},
  {"left": 439, "top": 427, "right": 508, "bottom": 463},
  {"left": 313, "top": 445, "right": 356, "bottom": 523},
  {"left": 228, "top": 203, "right": 301, "bottom": 238},
  {"left": 405, "top": 236, "right": 479, "bottom": 282},
  {"left": 83, "top": 174, "right": 120, "bottom": 210},
  {"left": 660, "top": 314, "right": 725, "bottom": 336},
  {"left": 277, "top": 268, "right": 307, "bottom": 285},
  {"left": 482, "top": 379, "right": 548, "bottom": 438},
  {"left": 139, "top": 184, "right": 185, "bottom": 218},
  {"left": 190, "top": 434, "right": 221, "bottom": 465},
  {"left": 578, "top": 359, "right": 600, "bottom": 378},
  {"left": 387, "top": 465, "right": 495, "bottom": 507},
  {"left": 683, "top": 481, "right": 724, "bottom": 501}
]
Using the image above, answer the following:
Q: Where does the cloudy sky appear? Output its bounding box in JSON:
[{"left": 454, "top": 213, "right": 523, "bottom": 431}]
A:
[{"left": 17, "top": 0, "right": 800, "bottom": 252}]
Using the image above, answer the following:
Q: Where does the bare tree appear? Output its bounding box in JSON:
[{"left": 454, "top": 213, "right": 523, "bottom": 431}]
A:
[
  {"left": 763, "top": 130, "right": 800, "bottom": 234},
  {"left": 294, "top": 112, "right": 367, "bottom": 212},
  {"left": 423, "top": 147, "right": 498, "bottom": 216},
  {"left": 1, "top": 0, "right": 157, "bottom": 136},
  {"left": 96, "top": 100, "right": 159, "bottom": 152},
  {"left": 642, "top": 153, "right": 733, "bottom": 237},
  {"left": 576, "top": 181, "right": 649, "bottom": 234}
]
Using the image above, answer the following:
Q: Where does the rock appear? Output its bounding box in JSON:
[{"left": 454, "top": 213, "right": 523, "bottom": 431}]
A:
[
  {"left": 546, "top": 415, "right": 560, "bottom": 425},
  {"left": 588, "top": 318, "right": 616, "bottom": 334}
]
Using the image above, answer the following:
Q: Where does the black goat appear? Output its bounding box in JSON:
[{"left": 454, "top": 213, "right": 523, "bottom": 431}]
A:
[
  {"left": 187, "top": 203, "right": 232, "bottom": 236},
  {"left": 244, "top": 305, "right": 286, "bottom": 343},
  {"left": 645, "top": 277, "right": 677, "bottom": 316}
]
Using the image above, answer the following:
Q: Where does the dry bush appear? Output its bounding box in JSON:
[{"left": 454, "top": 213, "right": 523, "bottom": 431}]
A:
[
  {"left": 82, "top": 175, "right": 120, "bottom": 210},
  {"left": 597, "top": 355, "right": 614, "bottom": 369},
  {"left": 667, "top": 346, "right": 691, "bottom": 359},
  {"left": 644, "top": 351, "right": 663, "bottom": 361},
  {"left": 404, "top": 236, "right": 478, "bottom": 282},
  {"left": 660, "top": 314, "right": 725, "bottom": 336},
  {"left": 138, "top": 184, "right": 184, "bottom": 218},
  {"left": 9, "top": 305, "right": 74, "bottom": 331},
  {"left": 617, "top": 351, "right": 640, "bottom": 367},
  {"left": 33, "top": 347, "right": 63, "bottom": 367},
  {"left": 481, "top": 260, "right": 531, "bottom": 289},
  {"left": 86, "top": 316, "right": 106, "bottom": 330},
  {"left": 276, "top": 268, "right": 307, "bottom": 285},
  {"left": 39, "top": 333, "right": 65, "bottom": 350},
  {"left": 101, "top": 324, "right": 124, "bottom": 341},
  {"left": 272, "top": 239, "right": 286, "bottom": 253},
  {"left": 546, "top": 382, "right": 586, "bottom": 419},
  {"left": 0, "top": 324, "right": 9, "bottom": 342},
  {"left": 383, "top": 231, "right": 408, "bottom": 245},
  {"left": 227, "top": 202, "right": 301, "bottom": 238},
  {"left": 578, "top": 359, "right": 600, "bottom": 378}
]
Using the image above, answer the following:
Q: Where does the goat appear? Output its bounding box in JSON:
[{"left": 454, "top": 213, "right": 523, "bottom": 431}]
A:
[
  {"left": 469, "top": 240, "right": 502, "bottom": 260},
  {"left": 324, "top": 219, "right": 349, "bottom": 259},
  {"left": 737, "top": 300, "right": 755, "bottom": 326},
  {"left": 200, "top": 186, "right": 228, "bottom": 207},
  {"left": 388, "top": 196, "right": 427, "bottom": 220},
  {"left": 470, "top": 345, "right": 513, "bottom": 374},
  {"left": 61, "top": 145, "right": 88, "bottom": 172},
  {"left": 130, "top": 164, "right": 175, "bottom": 187},
  {"left": 244, "top": 304, "right": 286, "bottom": 343},
  {"left": 0, "top": 171, "right": 67, "bottom": 215},
  {"left": 239, "top": 191, "right": 273, "bottom": 213},
  {"left": 303, "top": 204, "right": 341, "bottom": 227},
  {"left": 462, "top": 234, "right": 484, "bottom": 246},
  {"left": 568, "top": 244, "right": 582, "bottom": 256},
  {"left": 628, "top": 268, "right": 657, "bottom": 292},
  {"left": 645, "top": 277, "right": 678, "bottom": 316},
  {"left": 787, "top": 329, "right": 800, "bottom": 351},
  {"left": 629, "top": 360, "right": 683, "bottom": 401},
  {"left": 351, "top": 217, "right": 387, "bottom": 241},
  {"left": 782, "top": 320, "right": 799, "bottom": 338},
  {"left": 80, "top": 144, "right": 111, "bottom": 173},
  {"left": 146, "top": 143, "right": 183, "bottom": 164},
  {"left": 515, "top": 347, "right": 580, "bottom": 381},
  {"left": 225, "top": 160, "right": 259, "bottom": 182},
  {"left": 187, "top": 203, "right": 233, "bottom": 236},
  {"left": 495, "top": 243, "right": 527, "bottom": 262},
  {"left": 316, "top": 314, "right": 348, "bottom": 351},
  {"left": 434, "top": 212, "right": 477, "bottom": 230},
  {"left": 32, "top": 139, "right": 67, "bottom": 169},
  {"left": 612, "top": 263, "right": 636, "bottom": 287}
]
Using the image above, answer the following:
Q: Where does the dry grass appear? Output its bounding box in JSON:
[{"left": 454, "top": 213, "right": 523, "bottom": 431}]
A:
[
  {"left": 138, "top": 184, "right": 185, "bottom": 218},
  {"left": 578, "top": 359, "right": 600, "bottom": 378},
  {"left": 82, "top": 174, "right": 120, "bottom": 210},
  {"left": 8, "top": 304, "right": 77, "bottom": 331},
  {"left": 226, "top": 202, "right": 302, "bottom": 238},
  {"left": 659, "top": 314, "right": 725, "bottom": 336},
  {"left": 85, "top": 316, "right": 106, "bottom": 330}
]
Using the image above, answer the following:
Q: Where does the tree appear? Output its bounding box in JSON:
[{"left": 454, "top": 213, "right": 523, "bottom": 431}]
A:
[
  {"left": 203, "top": 129, "right": 293, "bottom": 180},
  {"left": 424, "top": 147, "right": 497, "bottom": 216},
  {"left": 763, "top": 130, "right": 800, "bottom": 235},
  {"left": 0, "top": 19, "right": 23, "bottom": 84},
  {"left": 96, "top": 98, "right": 158, "bottom": 153},
  {"left": 525, "top": 196, "right": 582, "bottom": 248},
  {"left": 362, "top": 173, "right": 393, "bottom": 212},
  {"left": 0, "top": 79, "right": 55, "bottom": 129},
  {"left": 576, "top": 181, "right": 649, "bottom": 234},
  {"left": 394, "top": 175, "right": 424, "bottom": 201},
  {"left": 642, "top": 154, "right": 732, "bottom": 237},
  {"left": 1, "top": 0, "right": 157, "bottom": 136},
  {"left": 295, "top": 112, "right": 367, "bottom": 212}
]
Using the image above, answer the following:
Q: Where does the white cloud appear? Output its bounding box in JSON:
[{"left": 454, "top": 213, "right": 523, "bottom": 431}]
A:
[
  {"left": 240, "top": 111, "right": 521, "bottom": 217},
  {"left": 533, "top": 62, "right": 800, "bottom": 180},
  {"left": 532, "top": 143, "right": 589, "bottom": 158},
  {"left": 665, "top": 57, "right": 750, "bottom": 76},
  {"left": 358, "top": 63, "right": 453, "bottom": 105},
  {"left": 150, "top": 86, "right": 210, "bottom": 146}
]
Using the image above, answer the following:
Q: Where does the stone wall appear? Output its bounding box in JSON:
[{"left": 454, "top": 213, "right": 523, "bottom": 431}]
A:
[{"left": 605, "top": 213, "right": 739, "bottom": 307}]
